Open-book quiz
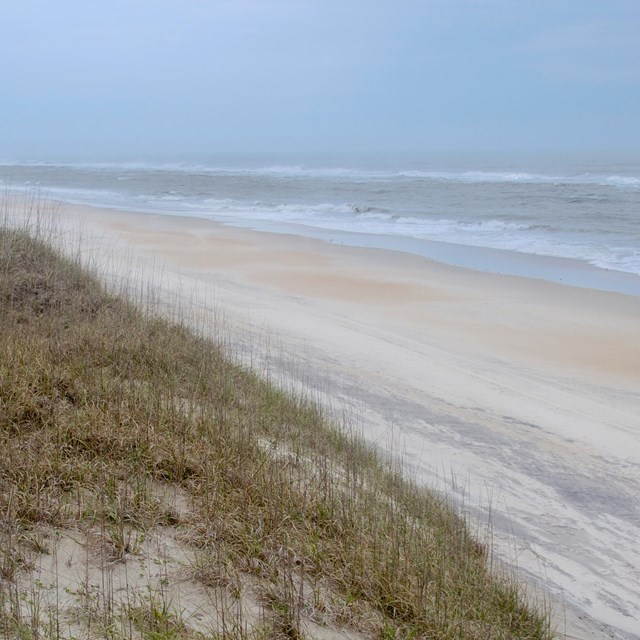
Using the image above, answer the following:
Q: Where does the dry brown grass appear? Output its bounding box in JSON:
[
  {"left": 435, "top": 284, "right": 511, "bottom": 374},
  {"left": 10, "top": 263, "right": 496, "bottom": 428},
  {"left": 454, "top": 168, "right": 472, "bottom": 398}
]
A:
[{"left": 0, "top": 205, "right": 555, "bottom": 639}]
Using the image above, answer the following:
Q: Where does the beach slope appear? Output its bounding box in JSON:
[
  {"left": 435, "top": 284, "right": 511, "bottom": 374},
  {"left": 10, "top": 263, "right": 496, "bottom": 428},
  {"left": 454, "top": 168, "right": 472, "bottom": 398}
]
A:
[{"left": 14, "top": 201, "right": 640, "bottom": 638}]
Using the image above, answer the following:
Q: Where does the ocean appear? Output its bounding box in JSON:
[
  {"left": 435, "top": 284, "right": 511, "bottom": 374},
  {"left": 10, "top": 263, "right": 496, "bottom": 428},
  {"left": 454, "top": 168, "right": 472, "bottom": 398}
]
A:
[{"left": 2, "top": 153, "right": 640, "bottom": 295}]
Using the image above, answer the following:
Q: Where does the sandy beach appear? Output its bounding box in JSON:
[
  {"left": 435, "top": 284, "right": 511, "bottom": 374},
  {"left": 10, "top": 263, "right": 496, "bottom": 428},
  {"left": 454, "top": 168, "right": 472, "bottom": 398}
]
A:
[{"left": 48, "top": 203, "right": 640, "bottom": 639}]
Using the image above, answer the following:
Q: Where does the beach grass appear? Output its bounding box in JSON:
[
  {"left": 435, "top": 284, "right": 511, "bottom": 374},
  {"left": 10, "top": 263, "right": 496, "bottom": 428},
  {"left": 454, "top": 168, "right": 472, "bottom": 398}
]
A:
[{"left": 0, "top": 202, "right": 555, "bottom": 639}]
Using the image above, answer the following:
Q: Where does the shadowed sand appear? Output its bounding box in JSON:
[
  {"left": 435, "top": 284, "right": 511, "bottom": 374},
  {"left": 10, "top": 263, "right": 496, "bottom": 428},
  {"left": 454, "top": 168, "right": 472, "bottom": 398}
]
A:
[{"left": 57, "top": 204, "right": 640, "bottom": 639}]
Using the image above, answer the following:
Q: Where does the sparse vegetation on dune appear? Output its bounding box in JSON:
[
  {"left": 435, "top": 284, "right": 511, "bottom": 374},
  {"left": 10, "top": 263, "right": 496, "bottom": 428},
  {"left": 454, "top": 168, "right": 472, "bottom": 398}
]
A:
[{"left": 0, "top": 204, "right": 555, "bottom": 639}]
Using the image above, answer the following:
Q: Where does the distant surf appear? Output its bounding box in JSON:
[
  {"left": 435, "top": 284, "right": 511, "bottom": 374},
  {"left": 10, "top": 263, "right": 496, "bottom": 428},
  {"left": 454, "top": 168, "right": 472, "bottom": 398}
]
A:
[{"left": 2, "top": 155, "right": 639, "bottom": 282}]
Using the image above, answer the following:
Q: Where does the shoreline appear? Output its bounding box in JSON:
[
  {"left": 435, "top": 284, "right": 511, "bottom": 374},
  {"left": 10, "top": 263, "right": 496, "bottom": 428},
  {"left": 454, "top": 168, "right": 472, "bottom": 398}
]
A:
[
  {"left": 202, "top": 217, "right": 640, "bottom": 299},
  {"left": 37, "top": 192, "right": 640, "bottom": 298},
  {"left": 3, "top": 161, "right": 640, "bottom": 298},
  {"left": 32, "top": 201, "right": 640, "bottom": 638}
]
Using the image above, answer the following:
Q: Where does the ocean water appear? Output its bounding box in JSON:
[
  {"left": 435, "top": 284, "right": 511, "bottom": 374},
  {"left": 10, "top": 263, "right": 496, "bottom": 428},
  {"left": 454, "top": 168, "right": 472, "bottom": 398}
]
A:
[{"left": 2, "top": 154, "right": 640, "bottom": 294}]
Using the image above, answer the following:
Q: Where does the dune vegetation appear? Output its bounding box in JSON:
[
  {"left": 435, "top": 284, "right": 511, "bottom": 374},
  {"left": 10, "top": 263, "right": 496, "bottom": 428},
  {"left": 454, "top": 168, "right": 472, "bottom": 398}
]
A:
[{"left": 0, "top": 204, "right": 555, "bottom": 639}]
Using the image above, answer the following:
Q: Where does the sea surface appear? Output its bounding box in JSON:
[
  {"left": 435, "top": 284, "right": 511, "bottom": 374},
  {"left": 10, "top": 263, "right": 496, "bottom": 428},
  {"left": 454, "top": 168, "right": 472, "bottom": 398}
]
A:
[{"left": 2, "top": 153, "right": 640, "bottom": 295}]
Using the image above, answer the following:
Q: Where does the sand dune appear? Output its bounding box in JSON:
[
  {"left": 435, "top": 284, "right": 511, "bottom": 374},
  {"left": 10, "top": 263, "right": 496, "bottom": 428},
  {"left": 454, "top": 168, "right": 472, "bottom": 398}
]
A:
[{"left": 55, "top": 204, "right": 640, "bottom": 639}]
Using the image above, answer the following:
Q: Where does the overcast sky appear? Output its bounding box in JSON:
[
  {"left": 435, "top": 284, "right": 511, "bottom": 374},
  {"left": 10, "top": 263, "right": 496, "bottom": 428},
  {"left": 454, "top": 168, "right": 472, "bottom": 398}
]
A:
[{"left": 1, "top": 0, "right": 639, "bottom": 160}]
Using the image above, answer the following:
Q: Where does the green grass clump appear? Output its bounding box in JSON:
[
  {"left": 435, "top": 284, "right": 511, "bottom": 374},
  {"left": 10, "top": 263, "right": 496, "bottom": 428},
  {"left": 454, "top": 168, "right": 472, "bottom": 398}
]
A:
[{"left": 0, "top": 218, "right": 555, "bottom": 639}]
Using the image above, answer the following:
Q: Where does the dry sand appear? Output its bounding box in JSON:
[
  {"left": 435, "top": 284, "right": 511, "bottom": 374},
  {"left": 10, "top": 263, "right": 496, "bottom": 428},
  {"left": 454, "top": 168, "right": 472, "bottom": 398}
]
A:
[{"left": 45, "top": 204, "right": 640, "bottom": 639}]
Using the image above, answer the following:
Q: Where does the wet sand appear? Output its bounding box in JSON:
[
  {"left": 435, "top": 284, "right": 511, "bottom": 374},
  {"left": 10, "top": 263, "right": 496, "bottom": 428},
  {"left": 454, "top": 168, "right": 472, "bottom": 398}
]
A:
[{"left": 51, "top": 204, "right": 640, "bottom": 639}]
